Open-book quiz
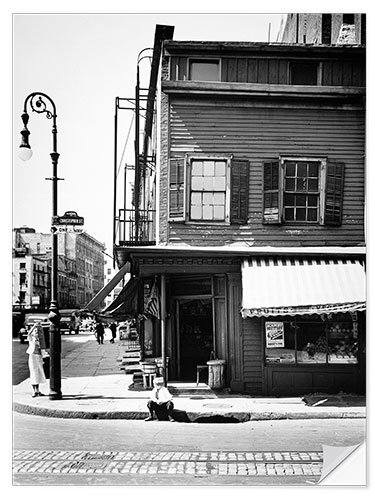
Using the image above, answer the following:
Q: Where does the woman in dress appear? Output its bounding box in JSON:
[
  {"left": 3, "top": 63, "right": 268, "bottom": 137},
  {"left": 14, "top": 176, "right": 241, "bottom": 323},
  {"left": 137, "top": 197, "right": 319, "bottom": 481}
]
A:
[{"left": 26, "top": 321, "right": 48, "bottom": 397}]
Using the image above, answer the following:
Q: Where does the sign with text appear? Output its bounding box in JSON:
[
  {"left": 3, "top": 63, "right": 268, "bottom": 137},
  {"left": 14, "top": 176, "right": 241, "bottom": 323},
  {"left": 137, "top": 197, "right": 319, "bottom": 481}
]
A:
[
  {"left": 265, "top": 321, "right": 285, "bottom": 348},
  {"left": 53, "top": 211, "right": 84, "bottom": 226},
  {"left": 53, "top": 226, "right": 84, "bottom": 233}
]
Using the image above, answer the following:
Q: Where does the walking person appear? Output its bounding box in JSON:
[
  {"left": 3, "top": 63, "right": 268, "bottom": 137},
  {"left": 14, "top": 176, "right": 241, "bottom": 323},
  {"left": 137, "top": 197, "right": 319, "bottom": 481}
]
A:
[
  {"left": 145, "top": 377, "right": 175, "bottom": 421},
  {"left": 95, "top": 320, "right": 105, "bottom": 344},
  {"left": 26, "top": 321, "right": 48, "bottom": 397},
  {"left": 109, "top": 322, "right": 117, "bottom": 344}
]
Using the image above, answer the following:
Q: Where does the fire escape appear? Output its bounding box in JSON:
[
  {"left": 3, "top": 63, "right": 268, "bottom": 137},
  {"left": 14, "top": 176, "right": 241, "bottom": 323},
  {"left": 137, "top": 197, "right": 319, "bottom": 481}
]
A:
[{"left": 113, "top": 25, "right": 174, "bottom": 255}]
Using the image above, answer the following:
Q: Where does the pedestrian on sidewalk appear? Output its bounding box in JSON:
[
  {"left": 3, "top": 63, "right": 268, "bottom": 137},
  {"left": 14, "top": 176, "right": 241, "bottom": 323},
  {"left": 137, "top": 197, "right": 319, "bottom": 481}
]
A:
[
  {"left": 109, "top": 322, "right": 117, "bottom": 344},
  {"left": 26, "top": 321, "right": 48, "bottom": 397},
  {"left": 145, "top": 377, "right": 175, "bottom": 421},
  {"left": 95, "top": 320, "right": 105, "bottom": 344}
]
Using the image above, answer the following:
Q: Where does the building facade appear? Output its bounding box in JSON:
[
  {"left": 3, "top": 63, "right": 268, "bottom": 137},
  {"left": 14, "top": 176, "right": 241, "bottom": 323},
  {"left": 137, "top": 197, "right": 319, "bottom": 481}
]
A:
[
  {"left": 109, "top": 24, "right": 366, "bottom": 396},
  {"left": 278, "top": 13, "right": 366, "bottom": 45},
  {"left": 13, "top": 227, "right": 106, "bottom": 312}
]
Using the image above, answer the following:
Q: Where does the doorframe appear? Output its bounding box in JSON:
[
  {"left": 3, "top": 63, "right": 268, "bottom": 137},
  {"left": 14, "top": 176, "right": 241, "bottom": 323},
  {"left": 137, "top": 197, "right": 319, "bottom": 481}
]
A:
[{"left": 174, "top": 294, "right": 214, "bottom": 380}]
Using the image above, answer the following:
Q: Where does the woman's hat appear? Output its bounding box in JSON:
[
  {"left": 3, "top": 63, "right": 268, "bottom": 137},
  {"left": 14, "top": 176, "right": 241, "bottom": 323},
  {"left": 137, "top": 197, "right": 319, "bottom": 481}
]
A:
[{"left": 154, "top": 377, "right": 164, "bottom": 385}]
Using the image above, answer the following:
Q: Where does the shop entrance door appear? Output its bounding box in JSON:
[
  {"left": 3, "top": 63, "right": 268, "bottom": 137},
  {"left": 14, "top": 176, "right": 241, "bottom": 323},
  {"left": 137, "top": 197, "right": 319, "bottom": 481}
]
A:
[{"left": 177, "top": 298, "right": 214, "bottom": 381}]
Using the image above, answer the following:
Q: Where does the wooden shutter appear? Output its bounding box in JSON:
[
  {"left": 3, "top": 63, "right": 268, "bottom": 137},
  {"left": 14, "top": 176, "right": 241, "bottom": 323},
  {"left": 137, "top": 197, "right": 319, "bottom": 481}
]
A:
[
  {"left": 169, "top": 158, "right": 185, "bottom": 221},
  {"left": 263, "top": 160, "right": 281, "bottom": 224},
  {"left": 324, "top": 161, "right": 345, "bottom": 226},
  {"left": 230, "top": 159, "right": 249, "bottom": 224}
]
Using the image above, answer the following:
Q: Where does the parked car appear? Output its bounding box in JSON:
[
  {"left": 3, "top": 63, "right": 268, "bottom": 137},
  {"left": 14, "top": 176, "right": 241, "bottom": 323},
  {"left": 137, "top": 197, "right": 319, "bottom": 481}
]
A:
[{"left": 21, "top": 313, "right": 50, "bottom": 347}]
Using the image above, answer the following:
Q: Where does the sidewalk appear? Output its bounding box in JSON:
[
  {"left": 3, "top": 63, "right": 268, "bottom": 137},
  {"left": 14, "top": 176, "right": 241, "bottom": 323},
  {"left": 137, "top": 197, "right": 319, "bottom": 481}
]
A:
[{"left": 13, "top": 333, "right": 366, "bottom": 422}]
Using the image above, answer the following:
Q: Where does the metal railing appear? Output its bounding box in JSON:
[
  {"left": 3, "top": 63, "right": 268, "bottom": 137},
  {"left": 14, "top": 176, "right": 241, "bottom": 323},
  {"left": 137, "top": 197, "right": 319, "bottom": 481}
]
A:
[{"left": 116, "top": 208, "right": 156, "bottom": 246}]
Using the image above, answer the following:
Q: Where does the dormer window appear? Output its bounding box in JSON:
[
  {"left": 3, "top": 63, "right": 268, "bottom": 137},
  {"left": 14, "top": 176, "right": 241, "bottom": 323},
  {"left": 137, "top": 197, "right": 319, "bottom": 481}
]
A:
[{"left": 189, "top": 59, "right": 220, "bottom": 81}]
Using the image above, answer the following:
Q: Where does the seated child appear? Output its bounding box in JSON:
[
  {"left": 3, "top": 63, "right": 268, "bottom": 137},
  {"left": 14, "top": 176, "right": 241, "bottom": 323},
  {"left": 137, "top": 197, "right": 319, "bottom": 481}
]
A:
[{"left": 145, "top": 376, "right": 174, "bottom": 421}]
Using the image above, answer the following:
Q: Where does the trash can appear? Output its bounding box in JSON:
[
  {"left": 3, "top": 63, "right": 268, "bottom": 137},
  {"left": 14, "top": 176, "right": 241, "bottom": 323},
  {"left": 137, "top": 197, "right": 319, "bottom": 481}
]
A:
[{"left": 206, "top": 359, "right": 226, "bottom": 389}]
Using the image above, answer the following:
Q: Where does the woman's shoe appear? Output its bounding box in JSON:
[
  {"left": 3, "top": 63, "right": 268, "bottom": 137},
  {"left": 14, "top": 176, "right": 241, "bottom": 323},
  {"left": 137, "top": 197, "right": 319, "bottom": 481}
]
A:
[
  {"left": 32, "top": 393, "right": 38, "bottom": 398},
  {"left": 37, "top": 392, "right": 45, "bottom": 396}
]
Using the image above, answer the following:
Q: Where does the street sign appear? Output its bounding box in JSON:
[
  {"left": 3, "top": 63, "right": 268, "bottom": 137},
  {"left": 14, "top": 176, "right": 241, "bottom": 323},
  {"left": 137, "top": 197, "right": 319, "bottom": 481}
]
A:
[
  {"left": 52, "top": 226, "right": 84, "bottom": 234},
  {"left": 53, "top": 211, "right": 84, "bottom": 226}
]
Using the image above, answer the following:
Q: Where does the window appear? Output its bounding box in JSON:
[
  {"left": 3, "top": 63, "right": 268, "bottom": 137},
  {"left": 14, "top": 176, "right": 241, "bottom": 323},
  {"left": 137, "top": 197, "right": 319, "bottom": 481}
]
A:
[
  {"left": 265, "top": 313, "right": 358, "bottom": 365},
  {"left": 343, "top": 14, "right": 355, "bottom": 24},
  {"left": 19, "top": 262, "right": 26, "bottom": 269},
  {"left": 189, "top": 59, "right": 220, "bottom": 81},
  {"left": 168, "top": 156, "right": 249, "bottom": 224},
  {"left": 322, "top": 14, "right": 332, "bottom": 44},
  {"left": 283, "top": 161, "right": 320, "bottom": 222},
  {"left": 290, "top": 62, "right": 319, "bottom": 85},
  {"left": 263, "top": 157, "right": 344, "bottom": 226},
  {"left": 190, "top": 160, "right": 227, "bottom": 221}
]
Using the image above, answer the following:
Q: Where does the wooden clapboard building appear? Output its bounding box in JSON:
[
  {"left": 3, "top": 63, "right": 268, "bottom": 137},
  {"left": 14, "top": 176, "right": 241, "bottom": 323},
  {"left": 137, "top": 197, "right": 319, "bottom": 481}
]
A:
[{"left": 108, "top": 27, "right": 366, "bottom": 396}]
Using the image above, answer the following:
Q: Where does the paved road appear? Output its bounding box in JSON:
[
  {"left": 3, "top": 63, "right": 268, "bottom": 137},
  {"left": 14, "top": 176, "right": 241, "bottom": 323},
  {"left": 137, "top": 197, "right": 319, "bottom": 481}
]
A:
[{"left": 12, "top": 413, "right": 365, "bottom": 486}]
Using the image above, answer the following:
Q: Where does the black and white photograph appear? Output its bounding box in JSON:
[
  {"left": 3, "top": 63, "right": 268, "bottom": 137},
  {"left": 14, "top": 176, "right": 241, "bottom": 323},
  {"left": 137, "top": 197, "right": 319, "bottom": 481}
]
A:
[{"left": 7, "top": 3, "right": 370, "bottom": 492}]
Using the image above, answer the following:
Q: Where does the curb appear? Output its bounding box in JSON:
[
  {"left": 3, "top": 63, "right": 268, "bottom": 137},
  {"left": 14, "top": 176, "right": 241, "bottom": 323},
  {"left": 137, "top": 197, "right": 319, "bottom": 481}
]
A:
[{"left": 13, "top": 400, "right": 366, "bottom": 422}]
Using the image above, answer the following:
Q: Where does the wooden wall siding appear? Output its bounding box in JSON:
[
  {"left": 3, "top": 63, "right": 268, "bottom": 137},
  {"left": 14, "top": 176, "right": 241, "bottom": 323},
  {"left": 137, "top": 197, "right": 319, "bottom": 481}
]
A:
[
  {"left": 170, "top": 56, "right": 365, "bottom": 87},
  {"left": 167, "top": 99, "right": 365, "bottom": 247},
  {"left": 242, "top": 317, "right": 263, "bottom": 395}
]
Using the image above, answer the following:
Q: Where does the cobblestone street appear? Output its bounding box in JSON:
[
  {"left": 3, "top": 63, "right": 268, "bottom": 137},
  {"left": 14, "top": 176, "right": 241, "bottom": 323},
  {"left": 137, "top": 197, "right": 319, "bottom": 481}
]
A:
[{"left": 13, "top": 450, "right": 323, "bottom": 478}]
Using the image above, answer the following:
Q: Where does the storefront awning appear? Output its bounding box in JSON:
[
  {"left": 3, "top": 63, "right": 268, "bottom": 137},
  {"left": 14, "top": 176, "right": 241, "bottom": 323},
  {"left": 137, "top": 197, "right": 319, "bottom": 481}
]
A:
[
  {"left": 98, "top": 277, "right": 141, "bottom": 320},
  {"left": 241, "top": 257, "right": 366, "bottom": 318},
  {"left": 85, "top": 262, "right": 130, "bottom": 312}
]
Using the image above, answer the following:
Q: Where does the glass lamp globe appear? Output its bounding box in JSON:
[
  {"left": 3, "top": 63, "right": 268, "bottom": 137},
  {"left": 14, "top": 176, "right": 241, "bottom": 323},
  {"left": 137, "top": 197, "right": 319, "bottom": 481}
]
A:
[{"left": 18, "top": 147, "right": 33, "bottom": 161}]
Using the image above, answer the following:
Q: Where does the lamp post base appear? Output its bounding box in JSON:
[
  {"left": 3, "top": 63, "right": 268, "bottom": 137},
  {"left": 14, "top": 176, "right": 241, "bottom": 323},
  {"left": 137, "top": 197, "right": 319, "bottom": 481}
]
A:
[{"left": 49, "top": 391, "right": 63, "bottom": 401}]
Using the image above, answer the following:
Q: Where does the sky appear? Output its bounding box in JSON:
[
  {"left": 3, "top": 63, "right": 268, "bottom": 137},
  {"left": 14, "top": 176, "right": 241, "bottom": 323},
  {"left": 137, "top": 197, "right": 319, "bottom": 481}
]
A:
[{"left": 12, "top": 11, "right": 285, "bottom": 254}]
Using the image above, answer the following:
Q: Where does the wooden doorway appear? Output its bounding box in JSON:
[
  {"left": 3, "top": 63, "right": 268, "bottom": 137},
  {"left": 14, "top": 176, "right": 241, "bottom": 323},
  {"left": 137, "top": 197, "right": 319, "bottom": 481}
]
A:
[{"left": 176, "top": 297, "right": 214, "bottom": 381}]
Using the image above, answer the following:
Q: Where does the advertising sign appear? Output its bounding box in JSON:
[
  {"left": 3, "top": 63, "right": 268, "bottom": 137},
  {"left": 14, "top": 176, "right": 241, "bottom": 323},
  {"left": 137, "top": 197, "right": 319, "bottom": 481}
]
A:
[{"left": 265, "top": 321, "right": 285, "bottom": 348}]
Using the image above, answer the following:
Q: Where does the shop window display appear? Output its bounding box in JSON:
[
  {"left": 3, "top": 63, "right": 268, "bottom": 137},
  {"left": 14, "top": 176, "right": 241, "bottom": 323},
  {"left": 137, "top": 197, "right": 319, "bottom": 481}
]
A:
[{"left": 265, "top": 313, "right": 358, "bottom": 365}]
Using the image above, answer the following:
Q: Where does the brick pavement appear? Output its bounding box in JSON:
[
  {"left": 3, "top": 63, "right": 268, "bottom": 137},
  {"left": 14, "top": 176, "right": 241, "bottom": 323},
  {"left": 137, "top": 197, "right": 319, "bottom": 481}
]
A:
[{"left": 13, "top": 450, "right": 323, "bottom": 477}]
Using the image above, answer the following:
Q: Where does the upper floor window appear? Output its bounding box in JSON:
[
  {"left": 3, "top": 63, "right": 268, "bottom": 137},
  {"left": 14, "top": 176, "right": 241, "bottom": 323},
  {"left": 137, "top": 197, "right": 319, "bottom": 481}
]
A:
[
  {"left": 19, "top": 262, "right": 26, "bottom": 269},
  {"left": 169, "top": 156, "right": 249, "bottom": 224},
  {"left": 290, "top": 62, "right": 319, "bottom": 85},
  {"left": 263, "top": 157, "right": 345, "bottom": 226},
  {"left": 283, "top": 161, "right": 321, "bottom": 222},
  {"left": 190, "top": 159, "right": 227, "bottom": 221},
  {"left": 189, "top": 59, "right": 220, "bottom": 81}
]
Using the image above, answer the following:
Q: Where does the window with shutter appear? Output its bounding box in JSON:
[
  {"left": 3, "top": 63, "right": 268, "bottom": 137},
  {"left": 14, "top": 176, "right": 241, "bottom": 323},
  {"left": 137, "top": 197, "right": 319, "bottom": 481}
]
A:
[
  {"left": 324, "top": 161, "right": 345, "bottom": 226},
  {"left": 263, "top": 160, "right": 281, "bottom": 224},
  {"left": 169, "top": 158, "right": 185, "bottom": 221},
  {"left": 230, "top": 159, "right": 249, "bottom": 224},
  {"left": 263, "top": 157, "right": 344, "bottom": 226}
]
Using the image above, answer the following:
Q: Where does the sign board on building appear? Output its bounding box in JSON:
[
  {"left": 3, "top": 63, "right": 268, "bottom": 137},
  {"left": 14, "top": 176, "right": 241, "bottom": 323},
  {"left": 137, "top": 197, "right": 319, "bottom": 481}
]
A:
[{"left": 265, "top": 321, "right": 285, "bottom": 348}]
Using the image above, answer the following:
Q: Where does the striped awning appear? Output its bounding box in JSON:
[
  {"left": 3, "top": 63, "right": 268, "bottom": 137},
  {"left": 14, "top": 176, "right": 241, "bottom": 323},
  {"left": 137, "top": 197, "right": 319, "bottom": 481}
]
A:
[
  {"left": 241, "top": 257, "right": 366, "bottom": 318},
  {"left": 99, "top": 277, "right": 141, "bottom": 319}
]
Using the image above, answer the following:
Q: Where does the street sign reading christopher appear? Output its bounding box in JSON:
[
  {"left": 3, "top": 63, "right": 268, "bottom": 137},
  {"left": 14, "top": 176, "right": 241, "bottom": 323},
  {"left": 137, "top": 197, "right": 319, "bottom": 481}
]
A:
[{"left": 52, "top": 211, "right": 84, "bottom": 226}]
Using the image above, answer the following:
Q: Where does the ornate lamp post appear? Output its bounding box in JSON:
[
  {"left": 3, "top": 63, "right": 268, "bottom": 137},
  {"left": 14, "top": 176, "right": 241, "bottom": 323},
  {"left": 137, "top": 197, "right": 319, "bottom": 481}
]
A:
[{"left": 18, "top": 92, "right": 62, "bottom": 400}]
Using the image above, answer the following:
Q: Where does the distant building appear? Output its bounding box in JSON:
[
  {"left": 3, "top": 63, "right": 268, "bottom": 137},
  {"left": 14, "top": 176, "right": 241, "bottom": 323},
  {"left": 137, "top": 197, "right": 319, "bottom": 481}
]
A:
[
  {"left": 12, "top": 227, "right": 106, "bottom": 311},
  {"left": 278, "top": 13, "right": 366, "bottom": 45}
]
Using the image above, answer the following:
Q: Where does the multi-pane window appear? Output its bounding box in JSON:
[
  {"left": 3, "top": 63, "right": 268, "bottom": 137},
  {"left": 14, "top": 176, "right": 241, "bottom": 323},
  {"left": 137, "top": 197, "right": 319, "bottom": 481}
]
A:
[
  {"left": 190, "top": 160, "right": 227, "bottom": 221},
  {"left": 283, "top": 161, "right": 320, "bottom": 222},
  {"left": 263, "top": 157, "right": 344, "bottom": 226}
]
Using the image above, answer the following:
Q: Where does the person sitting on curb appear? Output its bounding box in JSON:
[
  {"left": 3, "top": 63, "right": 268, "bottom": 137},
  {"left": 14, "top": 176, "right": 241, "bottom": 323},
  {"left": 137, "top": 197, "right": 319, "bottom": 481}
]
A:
[{"left": 145, "top": 377, "right": 175, "bottom": 422}]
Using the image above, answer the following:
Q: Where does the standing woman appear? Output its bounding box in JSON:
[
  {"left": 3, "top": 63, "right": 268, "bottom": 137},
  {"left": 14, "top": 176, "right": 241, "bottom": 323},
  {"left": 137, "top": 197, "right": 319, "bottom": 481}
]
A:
[{"left": 26, "top": 321, "right": 48, "bottom": 397}]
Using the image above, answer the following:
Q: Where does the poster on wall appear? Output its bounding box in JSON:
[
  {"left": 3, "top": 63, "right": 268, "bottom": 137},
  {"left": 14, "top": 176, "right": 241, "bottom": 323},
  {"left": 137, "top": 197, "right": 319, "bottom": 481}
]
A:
[{"left": 265, "top": 321, "right": 285, "bottom": 348}]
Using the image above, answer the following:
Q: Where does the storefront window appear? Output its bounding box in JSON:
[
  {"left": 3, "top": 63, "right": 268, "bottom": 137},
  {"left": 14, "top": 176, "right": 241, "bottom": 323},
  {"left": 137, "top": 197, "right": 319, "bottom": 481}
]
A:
[
  {"left": 264, "top": 313, "right": 358, "bottom": 365},
  {"left": 327, "top": 316, "right": 358, "bottom": 364},
  {"left": 296, "top": 319, "right": 327, "bottom": 363}
]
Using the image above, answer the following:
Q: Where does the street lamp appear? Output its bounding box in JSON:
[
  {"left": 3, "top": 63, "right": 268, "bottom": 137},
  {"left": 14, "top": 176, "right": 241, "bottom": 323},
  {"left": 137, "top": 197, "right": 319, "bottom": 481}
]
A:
[{"left": 18, "top": 92, "right": 62, "bottom": 400}]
